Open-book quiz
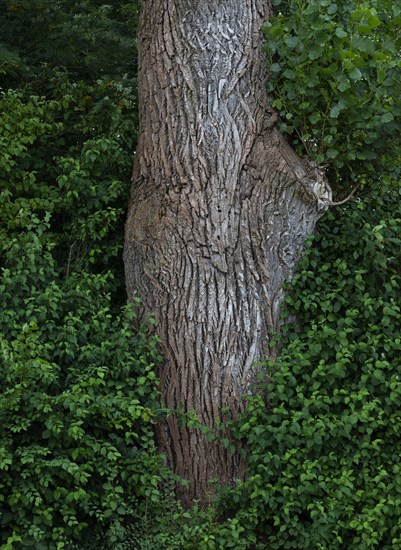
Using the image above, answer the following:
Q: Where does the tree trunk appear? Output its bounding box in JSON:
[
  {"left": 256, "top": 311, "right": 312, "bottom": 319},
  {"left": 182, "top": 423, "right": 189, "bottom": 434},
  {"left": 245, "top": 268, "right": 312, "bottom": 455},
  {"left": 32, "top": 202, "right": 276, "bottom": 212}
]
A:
[{"left": 124, "top": 0, "right": 332, "bottom": 503}]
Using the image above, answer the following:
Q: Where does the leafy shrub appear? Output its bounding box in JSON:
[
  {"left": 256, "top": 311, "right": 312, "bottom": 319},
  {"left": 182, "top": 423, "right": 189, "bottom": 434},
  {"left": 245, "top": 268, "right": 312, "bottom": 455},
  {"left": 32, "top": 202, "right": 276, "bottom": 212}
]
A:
[
  {"left": 123, "top": 499, "right": 261, "bottom": 550},
  {"left": 0, "top": 0, "right": 140, "bottom": 86},
  {"left": 137, "top": 183, "right": 401, "bottom": 550},
  {"left": 205, "top": 180, "right": 401, "bottom": 549},
  {"left": 264, "top": 0, "right": 401, "bottom": 186},
  {"left": 0, "top": 3, "right": 171, "bottom": 548},
  {"left": 0, "top": 75, "right": 137, "bottom": 303},
  {"left": 0, "top": 214, "right": 165, "bottom": 548}
]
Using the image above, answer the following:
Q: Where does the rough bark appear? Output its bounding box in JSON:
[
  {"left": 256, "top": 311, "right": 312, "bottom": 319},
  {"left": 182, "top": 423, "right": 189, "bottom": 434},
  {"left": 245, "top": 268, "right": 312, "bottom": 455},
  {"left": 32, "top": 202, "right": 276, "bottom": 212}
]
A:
[{"left": 124, "top": 0, "right": 332, "bottom": 503}]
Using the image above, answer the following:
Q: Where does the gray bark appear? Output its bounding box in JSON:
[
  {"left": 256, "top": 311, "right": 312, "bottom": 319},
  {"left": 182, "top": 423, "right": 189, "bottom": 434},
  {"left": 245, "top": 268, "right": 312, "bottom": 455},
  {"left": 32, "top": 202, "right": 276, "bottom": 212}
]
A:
[{"left": 124, "top": 0, "right": 332, "bottom": 503}]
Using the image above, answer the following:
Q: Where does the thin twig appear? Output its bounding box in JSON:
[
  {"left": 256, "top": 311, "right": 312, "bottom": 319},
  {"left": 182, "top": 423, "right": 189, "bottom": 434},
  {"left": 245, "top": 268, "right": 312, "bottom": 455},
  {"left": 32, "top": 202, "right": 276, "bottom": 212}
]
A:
[{"left": 329, "top": 183, "right": 360, "bottom": 207}]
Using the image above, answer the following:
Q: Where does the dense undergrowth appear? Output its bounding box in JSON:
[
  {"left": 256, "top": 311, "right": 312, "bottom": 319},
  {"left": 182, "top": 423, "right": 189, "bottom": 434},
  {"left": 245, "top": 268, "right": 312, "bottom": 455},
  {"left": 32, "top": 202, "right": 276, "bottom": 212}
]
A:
[
  {"left": 1, "top": 0, "right": 401, "bottom": 548},
  {"left": 0, "top": 216, "right": 165, "bottom": 547},
  {"left": 0, "top": 1, "right": 173, "bottom": 546},
  {"left": 121, "top": 180, "right": 401, "bottom": 550},
  {"left": 218, "top": 182, "right": 401, "bottom": 549}
]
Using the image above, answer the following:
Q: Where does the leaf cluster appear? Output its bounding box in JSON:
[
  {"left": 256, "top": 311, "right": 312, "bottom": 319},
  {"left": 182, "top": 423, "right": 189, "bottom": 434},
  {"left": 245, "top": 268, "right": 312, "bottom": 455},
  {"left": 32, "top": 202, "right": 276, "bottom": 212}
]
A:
[
  {"left": 198, "top": 180, "right": 401, "bottom": 549},
  {"left": 264, "top": 0, "right": 401, "bottom": 187},
  {"left": 0, "top": 0, "right": 139, "bottom": 301},
  {"left": 0, "top": 2, "right": 174, "bottom": 547},
  {"left": 0, "top": 214, "right": 166, "bottom": 548},
  {"left": 0, "top": 0, "right": 140, "bottom": 85}
]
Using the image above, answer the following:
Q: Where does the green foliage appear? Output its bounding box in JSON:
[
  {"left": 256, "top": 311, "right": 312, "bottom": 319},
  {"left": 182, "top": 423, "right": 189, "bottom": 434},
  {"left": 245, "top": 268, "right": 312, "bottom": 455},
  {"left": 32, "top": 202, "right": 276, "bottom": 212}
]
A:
[
  {"left": 0, "top": 2, "right": 172, "bottom": 547},
  {"left": 0, "top": 0, "right": 140, "bottom": 84},
  {"left": 197, "top": 180, "right": 401, "bottom": 549},
  {"left": 0, "top": 41, "right": 22, "bottom": 77},
  {"left": 0, "top": 213, "right": 165, "bottom": 547},
  {"left": 0, "top": 91, "right": 62, "bottom": 237},
  {"left": 0, "top": 75, "right": 137, "bottom": 300},
  {"left": 2, "top": 0, "right": 401, "bottom": 548},
  {"left": 264, "top": 0, "right": 401, "bottom": 186},
  {"left": 123, "top": 500, "right": 263, "bottom": 550},
  {"left": 0, "top": 0, "right": 139, "bottom": 301}
]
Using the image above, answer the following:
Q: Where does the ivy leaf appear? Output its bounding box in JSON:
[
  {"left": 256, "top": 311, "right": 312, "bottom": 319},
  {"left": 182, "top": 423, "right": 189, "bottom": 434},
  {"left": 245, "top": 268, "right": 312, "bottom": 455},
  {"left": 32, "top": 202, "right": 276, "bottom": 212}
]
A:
[
  {"left": 335, "top": 27, "right": 347, "bottom": 38},
  {"left": 330, "top": 105, "right": 341, "bottom": 118},
  {"left": 309, "top": 112, "right": 321, "bottom": 124},
  {"left": 338, "top": 76, "right": 350, "bottom": 92},
  {"left": 350, "top": 67, "right": 363, "bottom": 81},
  {"left": 327, "top": 148, "right": 339, "bottom": 158},
  {"left": 381, "top": 112, "right": 394, "bottom": 123}
]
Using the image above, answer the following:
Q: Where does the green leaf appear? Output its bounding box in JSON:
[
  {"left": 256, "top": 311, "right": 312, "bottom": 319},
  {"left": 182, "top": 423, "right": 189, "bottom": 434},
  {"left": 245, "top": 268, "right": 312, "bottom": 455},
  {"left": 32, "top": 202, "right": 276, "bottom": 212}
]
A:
[
  {"left": 335, "top": 27, "right": 347, "bottom": 38},
  {"left": 330, "top": 105, "right": 341, "bottom": 118},
  {"left": 381, "top": 112, "right": 394, "bottom": 123},
  {"left": 349, "top": 67, "right": 362, "bottom": 81},
  {"left": 309, "top": 112, "right": 321, "bottom": 124}
]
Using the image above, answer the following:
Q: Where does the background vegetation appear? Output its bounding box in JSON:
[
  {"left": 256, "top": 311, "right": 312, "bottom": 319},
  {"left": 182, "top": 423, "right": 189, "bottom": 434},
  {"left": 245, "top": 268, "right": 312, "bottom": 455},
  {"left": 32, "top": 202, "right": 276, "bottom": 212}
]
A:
[
  {"left": 0, "top": 0, "right": 400, "bottom": 548},
  {"left": 0, "top": 1, "right": 171, "bottom": 547}
]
